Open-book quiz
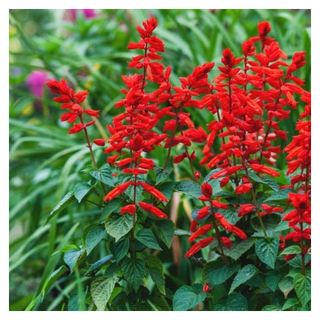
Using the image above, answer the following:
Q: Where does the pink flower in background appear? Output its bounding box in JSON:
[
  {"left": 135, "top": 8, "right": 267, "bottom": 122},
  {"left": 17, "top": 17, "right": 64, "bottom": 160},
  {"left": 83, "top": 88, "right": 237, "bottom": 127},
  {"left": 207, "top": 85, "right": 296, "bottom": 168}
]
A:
[
  {"left": 69, "top": 9, "right": 98, "bottom": 20},
  {"left": 26, "top": 70, "right": 48, "bottom": 98}
]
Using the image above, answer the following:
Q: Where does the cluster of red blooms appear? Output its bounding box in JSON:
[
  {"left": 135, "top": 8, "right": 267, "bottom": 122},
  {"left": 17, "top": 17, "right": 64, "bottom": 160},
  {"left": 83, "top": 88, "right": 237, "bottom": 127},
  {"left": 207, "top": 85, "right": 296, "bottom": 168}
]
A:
[
  {"left": 185, "top": 182, "right": 246, "bottom": 258},
  {"left": 280, "top": 88, "right": 311, "bottom": 265},
  {"left": 47, "top": 17, "right": 310, "bottom": 273},
  {"left": 186, "top": 21, "right": 311, "bottom": 263},
  {"left": 103, "top": 17, "right": 171, "bottom": 219},
  {"left": 46, "top": 78, "right": 103, "bottom": 139}
]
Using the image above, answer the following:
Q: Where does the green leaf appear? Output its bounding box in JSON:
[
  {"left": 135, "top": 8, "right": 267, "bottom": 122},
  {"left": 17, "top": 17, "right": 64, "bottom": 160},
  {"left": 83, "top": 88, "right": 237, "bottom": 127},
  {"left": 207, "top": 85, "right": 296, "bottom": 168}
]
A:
[
  {"left": 41, "top": 265, "right": 68, "bottom": 298},
  {"left": 136, "top": 229, "right": 162, "bottom": 250},
  {"left": 91, "top": 275, "right": 118, "bottom": 311},
  {"left": 154, "top": 166, "right": 172, "bottom": 185},
  {"left": 226, "top": 293, "right": 248, "bottom": 311},
  {"left": 293, "top": 272, "right": 311, "bottom": 306},
  {"left": 265, "top": 271, "right": 283, "bottom": 292},
  {"left": 146, "top": 255, "right": 165, "bottom": 295},
  {"left": 174, "top": 180, "right": 202, "bottom": 198},
  {"left": 101, "top": 198, "right": 122, "bottom": 219},
  {"left": 204, "top": 263, "right": 239, "bottom": 286},
  {"left": 281, "top": 245, "right": 301, "bottom": 255},
  {"left": 222, "top": 238, "right": 256, "bottom": 260},
  {"left": 229, "top": 264, "right": 258, "bottom": 294},
  {"left": 46, "top": 191, "right": 75, "bottom": 224},
  {"left": 74, "top": 182, "right": 92, "bottom": 203},
  {"left": 157, "top": 181, "right": 176, "bottom": 202},
  {"left": 261, "top": 176, "right": 279, "bottom": 191},
  {"left": 121, "top": 257, "right": 145, "bottom": 292},
  {"left": 264, "top": 189, "right": 295, "bottom": 202},
  {"left": 153, "top": 219, "right": 174, "bottom": 248},
  {"left": 282, "top": 298, "right": 299, "bottom": 310},
  {"left": 173, "top": 284, "right": 206, "bottom": 311},
  {"left": 173, "top": 228, "right": 192, "bottom": 236},
  {"left": 278, "top": 276, "right": 294, "bottom": 298},
  {"left": 86, "top": 254, "right": 113, "bottom": 274},
  {"left": 112, "top": 237, "right": 130, "bottom": 263},
  {"left": 105, "top": 213, "right": 134, "bottom": 242},
  {"left": 63, "top": 248, "right": 86, "bottom": 273},
  {"left": 68, "top": 293, "right": 79, "bottom": 311},
  {"left": 262, "top": 305, "right": 281, "bottom": 311},
  {"left": 85, "top": 225, "right": 107, "bottom": 255},
  {"left": 90, "top": 163, "right": 114, "bottom": 187},
  {"left": 248, "top": 170, "right": 265, "bottom": 184},
  {"left": 255, "top": 237, "right": 279, "bottom": 269},
  {"left": 288, "top": 254, "right": 311, "bottom": 268}
]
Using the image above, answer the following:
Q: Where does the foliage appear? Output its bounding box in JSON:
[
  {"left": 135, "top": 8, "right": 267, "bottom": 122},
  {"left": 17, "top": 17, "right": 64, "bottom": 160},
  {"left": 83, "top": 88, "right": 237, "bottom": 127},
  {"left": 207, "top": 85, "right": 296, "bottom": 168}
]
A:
[{"left": 9, "top": 9, "right": 311, "bottom": 311}]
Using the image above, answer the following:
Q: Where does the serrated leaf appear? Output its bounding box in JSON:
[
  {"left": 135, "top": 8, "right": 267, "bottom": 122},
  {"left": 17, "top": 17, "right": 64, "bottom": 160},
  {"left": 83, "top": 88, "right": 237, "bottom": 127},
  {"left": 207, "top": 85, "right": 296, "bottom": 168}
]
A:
[
  {"left": 278, "top": 276, "right": 294, "bottom": 298},
  {"left": 251, "top": 214, "right": 282, "bottom": 232},
  {"left": 146, "top": 255, "right": 165, "bottom": 295},
  {"left": 121, "top": 257, "right": 145, "bottom": 292},
  {"left": 86, "top": 254, "right": 113, "bottom": 274},
  {"left": 255, "top": 237, "right": 279, "bottom": 269},
  {"left": 91, "top": 275, "right": 118, "bottom": 311},
  {"left": 248, "top": 170, "right": 265, "bottom": 184},
  {"left": 288, "top": 254, "right": 311, "bottom": 268},
  {"left": 101, "top": 198, "right": 122, "bottom": 220},
  {"left": 41, "top": 265, "right": 68, "bottom": 298},
  {"left": 229, "top": 264, "right": 258, "bottom": 294},
  {"left": 153, "top": 219, "right": 174, "bottom": 248},
  {"left": 173, "top": 284, "right": 206, "bottom": 311},
  {"left": 173, "top": 228, "right": 192, "bottom": 236},
  {"left": 226, "top": 293, "right": 248, "bottom": 311},
  {"left": 46, "top": 191, "right": 75, "bottom": 224},
  {"left": 204, "top": 263, "right": 239, "bottom": 286},
  {"left": 112, "top": 237, "right": 130, "bottom": 263},
  {"left": 265, "top": 271, "right": 283, "bottom": 292},
  {"left": 264, "top": 189, "right": 295, "bottom": 202},
  {"left": 136, "top": 229, "right": 162, "bottom": 250},
  {"left": 174, "top": 180, "right": 202, "bottom": 198},
  {"left": 157, "top": 181, "right": 176, "bottom": 202},
  {"left": 280, "top": 245, "right": 301, "bottom": 255},
  {"left": 63, "top": 248, "right": 86, "bottom": 273},
  {"left": 261, "top": 176, "right": 279, "bottom": 191},
  {"left": 90, "top": 163, "right": 114, "bottom": 187},
  {"left": 154, "top": 166, "right": 172, "bottom": 185},
  {"left": 293, "top": 272, "right": 311, "bottom": 306},
  {"left": 85, "top": 225, "right": 107, "bottom": 255},
  {"left": 105, "top": 213, "right": 134, "bottom": 242},
  {"left": 74, "top": 182, "right": 92, "bottom": 203},
  {"left": 221, "top": 238, "right": 256, "bottom": 260}
]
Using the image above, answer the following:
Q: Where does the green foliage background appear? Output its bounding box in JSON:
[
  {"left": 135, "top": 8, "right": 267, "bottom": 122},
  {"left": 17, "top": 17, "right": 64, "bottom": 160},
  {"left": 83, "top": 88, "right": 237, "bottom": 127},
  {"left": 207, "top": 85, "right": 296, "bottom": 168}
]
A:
[{"left": 9, "top": 9, "right": 311, "bottom": 311}]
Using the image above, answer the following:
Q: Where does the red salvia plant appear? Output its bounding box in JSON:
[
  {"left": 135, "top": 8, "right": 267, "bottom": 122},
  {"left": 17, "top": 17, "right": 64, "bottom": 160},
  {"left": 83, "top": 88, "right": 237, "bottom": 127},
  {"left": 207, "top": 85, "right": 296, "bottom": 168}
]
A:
[{"left": 40, "top": 17, "right": 311, "bottom": 311}]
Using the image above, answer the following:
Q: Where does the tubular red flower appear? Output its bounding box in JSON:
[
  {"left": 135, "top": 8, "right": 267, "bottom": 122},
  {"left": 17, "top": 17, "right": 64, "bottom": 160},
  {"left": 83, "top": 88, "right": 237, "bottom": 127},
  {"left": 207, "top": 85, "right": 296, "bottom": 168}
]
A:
[
  {"left": 104, "top": 181, "right": 133, "bottom": 201},
  {"left": 120, "top": 204, "right": 136, "bottom": 215},
  {"left": 188, "top": 224, "right": 212, "bottom": 242},
  {"left": 93, "top": 138, "right": 105, "bottom": 146},
  {"left": 214, "top": 213, "right": 232, "bottom": 231},
  {"left": 201, "top": 183, "right": 213, "bottom": 198},
  {"left": 138, "top": 182, "right": 168, "bottom": 202},
  {"left": 138, "top": 202, "right": 167, "bottom": 219},
  {"left": 250, "top": 164, "right": 280, "bottom": 177}
]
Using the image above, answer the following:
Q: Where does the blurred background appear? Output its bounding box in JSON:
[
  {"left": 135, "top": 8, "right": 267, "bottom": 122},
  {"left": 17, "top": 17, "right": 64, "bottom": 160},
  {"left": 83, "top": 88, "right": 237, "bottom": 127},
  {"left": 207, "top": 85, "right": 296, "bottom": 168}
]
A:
[{"left": 9, "top": 9, "right": 311, "bottom": 311}]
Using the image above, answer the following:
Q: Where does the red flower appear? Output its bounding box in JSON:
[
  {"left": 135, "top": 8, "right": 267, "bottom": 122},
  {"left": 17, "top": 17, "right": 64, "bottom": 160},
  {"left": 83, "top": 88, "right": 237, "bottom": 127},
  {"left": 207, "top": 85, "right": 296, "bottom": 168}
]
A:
[
  {"left": 203, "top": 282, "right": 210, "bottom": 293},
  {"left": 139, "top": 202, "right": 167, "bottom": 219},
  {"left": 138, "top": 182, "right": 168, "bottom": 202},
  {"left": 201, "top": 183, "right": 213, "bottom": 198},
  {"left": 238, "top": 204, "right": 255, "bottom": 217},
  {"left": 235, "top": 183, "right": 252, "bottom": 194},
  {"left": 184, "top": 237, "right": 214, "bottom": 258},
  {"left": 93, "top": 138, "right": 105, "bottom": 146},
  {"left": 188, "top": 224, "right": 212, "bottom": 242},
  {"left": 221, "top": 237, "right": 232, "bottom": 249},
  {"left": 120, "top": 204, "right": 136, "bottom": 215},
  {"left": 250, "top": 164, "right": 280, "bottom": 177},
  {"left": 104, "top": 181, "right": 133, "bottom": 201}
]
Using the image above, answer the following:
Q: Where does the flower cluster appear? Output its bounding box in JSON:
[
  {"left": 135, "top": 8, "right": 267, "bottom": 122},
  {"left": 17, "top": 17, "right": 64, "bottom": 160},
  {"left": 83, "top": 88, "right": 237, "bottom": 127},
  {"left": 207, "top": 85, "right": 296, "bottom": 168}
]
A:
[
  {"left": 185, "top": 21, "right": 311, "bottom": 262},
  {"left": 46, "top": 78, "right": 101, "bottom": 136},
  {"left": 103, "top": 17, "right": 169, "bottom": 219}
]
